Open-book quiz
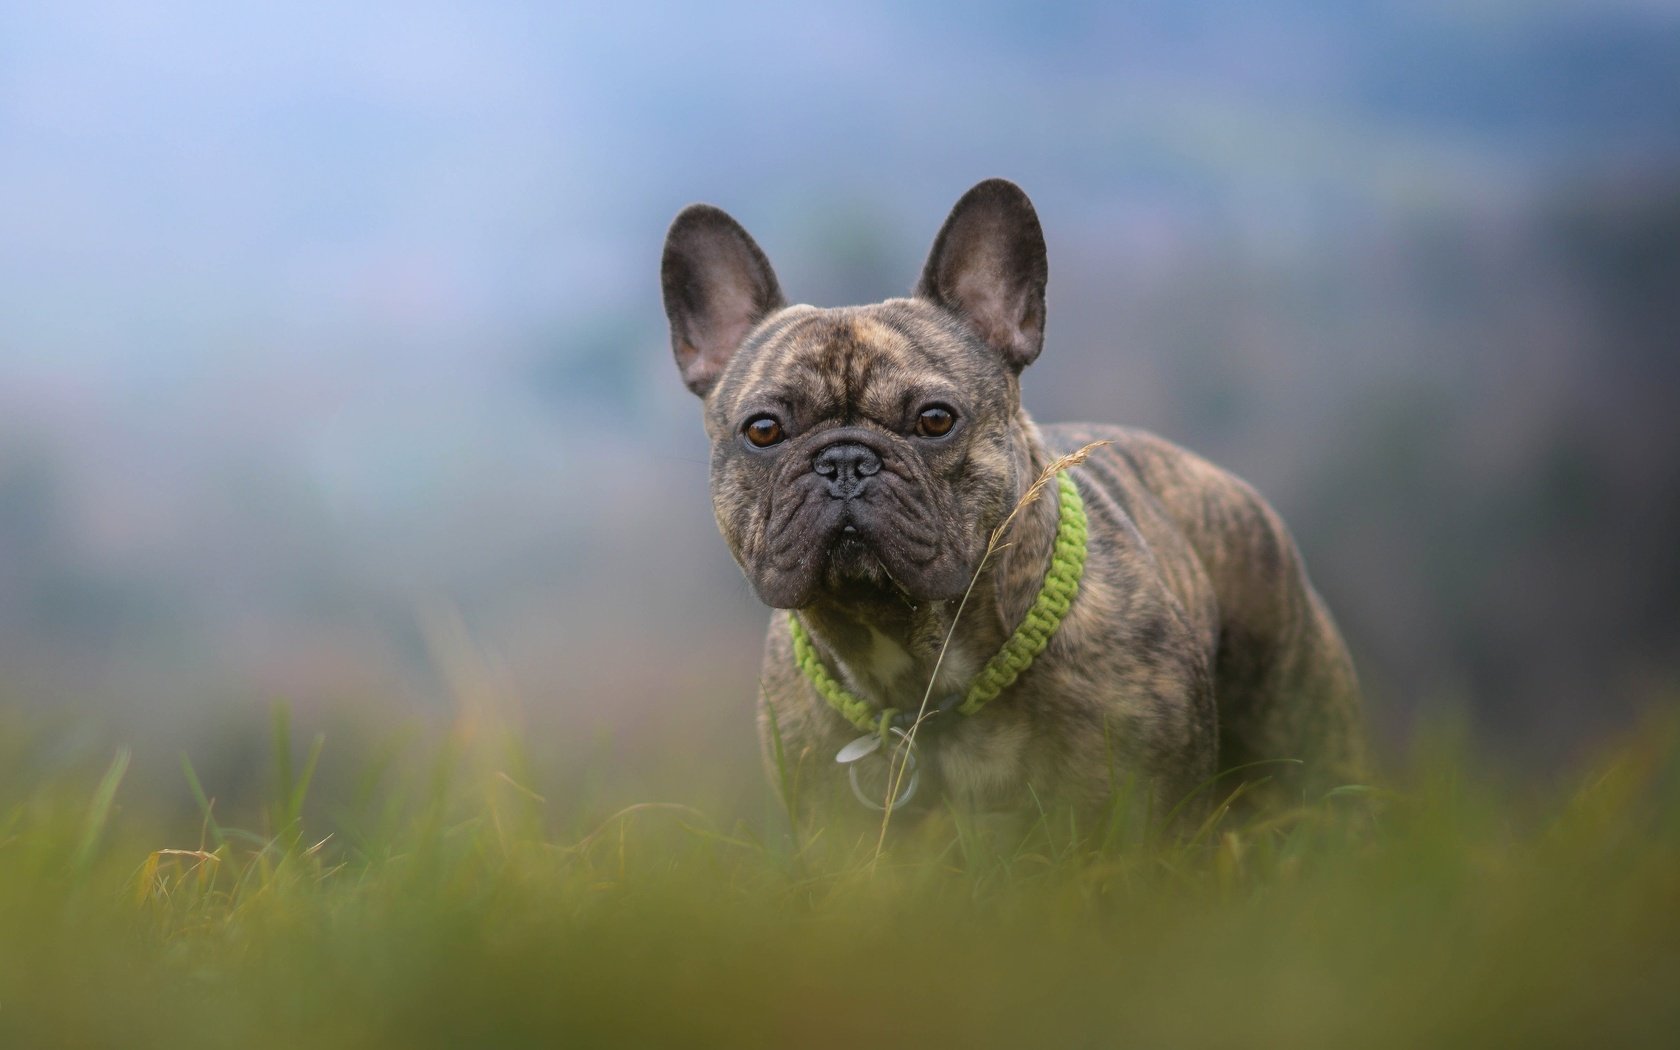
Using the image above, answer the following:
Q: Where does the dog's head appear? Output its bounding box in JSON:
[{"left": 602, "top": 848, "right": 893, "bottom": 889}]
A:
[{"left": 661, "top": 179, "right": 1048, "bottom": 611}]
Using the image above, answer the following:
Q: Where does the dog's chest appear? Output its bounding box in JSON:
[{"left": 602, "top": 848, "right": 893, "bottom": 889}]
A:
[
  {"left": 849, "top": 628, "right": 973, "bottom": 707},
  {"left": 842, "top": 634, "right": 1032, "bottom": 807},
  {"left": 930, "top": 713, "right": 1032, "bottom": 811}
]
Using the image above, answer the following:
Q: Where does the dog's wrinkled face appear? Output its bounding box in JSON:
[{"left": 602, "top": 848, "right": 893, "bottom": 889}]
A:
[
  {"left": 701, "top": 300, "right": 1014, "bottom": 609},
  {"left": 662, "top": 179, "right": 1049, "bottom": 612}
]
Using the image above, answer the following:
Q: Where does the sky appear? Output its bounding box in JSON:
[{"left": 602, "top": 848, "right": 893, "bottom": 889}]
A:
[{"left": 2, "top": 0, "right": 1678, "bottom": 755}]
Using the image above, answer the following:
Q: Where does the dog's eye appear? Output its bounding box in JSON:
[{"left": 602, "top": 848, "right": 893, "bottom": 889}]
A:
[
  {"left": 743, "top": 415, "right": 785, "bottom": 448},
  {"left": 915, "top": 405, "right": 956, "bottom": 438}
]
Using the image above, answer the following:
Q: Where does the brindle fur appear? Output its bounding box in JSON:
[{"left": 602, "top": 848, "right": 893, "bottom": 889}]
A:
[{"left": 662, "top": 179, "right": 1365, "bottom": 836}]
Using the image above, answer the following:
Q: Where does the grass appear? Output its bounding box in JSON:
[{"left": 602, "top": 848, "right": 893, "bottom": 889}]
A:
[{"left": 2, "top": 700, "right": 1679, "bottom": 1049}]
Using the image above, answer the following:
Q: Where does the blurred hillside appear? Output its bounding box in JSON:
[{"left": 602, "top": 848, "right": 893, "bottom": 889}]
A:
[{"left": 2, "top": 1, "right": 1678, "bottom": 764}]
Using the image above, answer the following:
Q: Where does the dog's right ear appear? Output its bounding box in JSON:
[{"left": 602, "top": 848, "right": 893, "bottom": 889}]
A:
[{"left": 661, "top": 204, "right": 785, "bottom": 398}]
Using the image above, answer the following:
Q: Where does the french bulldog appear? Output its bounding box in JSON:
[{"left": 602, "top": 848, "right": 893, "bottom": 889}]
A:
[{"left": 661, "top": 179, "right": 1365, "bottom": 833}]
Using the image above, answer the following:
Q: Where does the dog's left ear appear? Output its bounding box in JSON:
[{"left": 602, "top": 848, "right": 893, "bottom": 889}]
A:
[{"left": 915, "top": 178, "right": 1048, "bottom": 372}]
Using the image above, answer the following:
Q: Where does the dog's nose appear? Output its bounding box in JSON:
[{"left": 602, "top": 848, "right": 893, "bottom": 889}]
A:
[{"left": 812, "top": 441, "right": 881, "bottom": 499}]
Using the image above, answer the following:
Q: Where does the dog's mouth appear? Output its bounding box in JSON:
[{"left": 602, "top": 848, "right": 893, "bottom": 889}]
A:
[
  {"left": 812, "top": 521, "right": 920, "bottom": 612},
  {"left": 825, "top": 522, "right": 893, "bottom": 583}
]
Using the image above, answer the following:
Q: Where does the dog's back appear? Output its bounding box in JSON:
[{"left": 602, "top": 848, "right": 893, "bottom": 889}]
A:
[{"left": 1044, "top": 423, "right": 1367, "bottom": 792}]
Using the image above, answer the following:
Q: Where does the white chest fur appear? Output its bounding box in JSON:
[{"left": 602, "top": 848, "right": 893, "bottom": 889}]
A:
[{"left": 848, "top": 628, "right": 1026, "bottom": 810}]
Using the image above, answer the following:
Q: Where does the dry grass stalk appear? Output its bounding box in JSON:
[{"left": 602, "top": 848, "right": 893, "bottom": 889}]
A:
[{"left": 872, "top": 440, "right": 1110, "bottom": 855}]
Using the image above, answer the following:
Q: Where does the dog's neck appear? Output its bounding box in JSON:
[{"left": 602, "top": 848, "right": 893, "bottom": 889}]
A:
[{"left": 794, "top": 413, "right": 1060, "bottom": 710}]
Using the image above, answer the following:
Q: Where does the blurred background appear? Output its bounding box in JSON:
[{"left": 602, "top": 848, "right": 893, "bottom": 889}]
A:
[{"left": 2, "top": 0, "right": 1677, "bottom": 792}]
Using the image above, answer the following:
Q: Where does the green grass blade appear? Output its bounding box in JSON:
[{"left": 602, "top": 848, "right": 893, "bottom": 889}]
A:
[
  {"left": 72, "top": 745, "right": 131, "bottom": 876},
  {"left": 180, "top": 752, "right": 228, "bottom": 849}
]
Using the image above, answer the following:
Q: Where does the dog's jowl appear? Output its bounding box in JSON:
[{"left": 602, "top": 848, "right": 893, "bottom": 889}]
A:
[{"left": 661, "top": 179, "right": 1366, "bottom": 831}]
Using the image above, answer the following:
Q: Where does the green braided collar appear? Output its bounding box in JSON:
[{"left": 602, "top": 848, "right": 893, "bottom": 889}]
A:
[{"left": 788, "top": 471, "right": 1088, "bottom": 738}]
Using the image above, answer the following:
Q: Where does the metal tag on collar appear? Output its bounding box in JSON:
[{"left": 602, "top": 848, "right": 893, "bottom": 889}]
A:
[
  {"left": 835, "top": 734, "right": 883, "bottom": 764},
  {"left": 833, "top": 692, "right": 961, "bottom": 766},
  {"left": 837, "top": 726, "right": 920, "bottom": 811}
]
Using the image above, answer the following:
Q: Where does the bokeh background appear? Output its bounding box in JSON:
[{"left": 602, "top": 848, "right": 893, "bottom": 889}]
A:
[{"left": 3, "top": 1, "right": 1677, "bottom": 791}]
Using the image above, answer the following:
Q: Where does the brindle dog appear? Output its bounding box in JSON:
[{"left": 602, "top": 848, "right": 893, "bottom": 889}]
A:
[{"left": 662, "top": 179, "right": 1365, "bottom": 835}]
